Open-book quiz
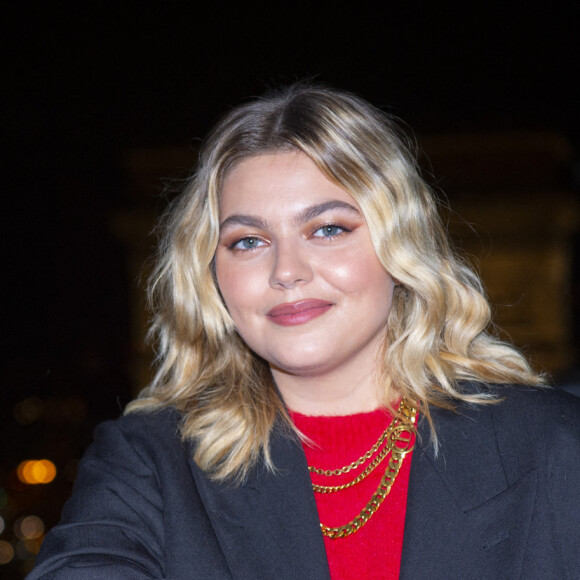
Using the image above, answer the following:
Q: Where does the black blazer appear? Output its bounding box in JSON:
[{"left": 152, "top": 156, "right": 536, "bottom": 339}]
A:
[{"left": 29, "top": 384, "right": 580, "bottom": 579}]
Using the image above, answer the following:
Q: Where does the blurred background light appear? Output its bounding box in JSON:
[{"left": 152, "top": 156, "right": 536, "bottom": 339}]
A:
[
  {"left": 0, "top": 541, "right": 14, "bottom": 565},
  {"left": 16, "top": 461, "right": 57, "bottom": 485},
  {"left": 14, "top": 516, "right": 44, "bottom": 540},
  {"left": 15, "top": 537, "right": 41, "bottom": 559},
  {"left": 13, "top": 397, "right": 45, "bottom": 425},
  {"left": 44, "top": 397, "right": 87, "bottom": 424}
]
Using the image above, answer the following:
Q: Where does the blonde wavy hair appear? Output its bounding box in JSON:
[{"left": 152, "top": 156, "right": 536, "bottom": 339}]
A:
[{"left": 127, "top": 83, "right": 544, "bottom": 482}]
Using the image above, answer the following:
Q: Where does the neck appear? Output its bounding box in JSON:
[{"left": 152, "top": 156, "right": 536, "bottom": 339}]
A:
[{"left": 271, "top": 366, "right": 396, "bottom": 416}]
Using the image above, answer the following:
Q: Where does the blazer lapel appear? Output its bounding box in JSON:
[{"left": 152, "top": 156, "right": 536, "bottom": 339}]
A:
[
  {"left": 189, "top": 423, "right": 330, "bottom": 580},
  {"left": 400, "top": 404, "right": 538, "bottom": 579}
]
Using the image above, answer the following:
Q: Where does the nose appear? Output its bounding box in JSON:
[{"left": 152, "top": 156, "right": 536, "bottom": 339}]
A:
[{"left": 269, "top": 239, "right": 312, "bottom": 289}]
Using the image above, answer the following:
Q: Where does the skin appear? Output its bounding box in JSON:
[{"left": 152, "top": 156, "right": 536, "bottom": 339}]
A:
[{"left": 214, "top": 152, "right": 396, "bottom": 415}]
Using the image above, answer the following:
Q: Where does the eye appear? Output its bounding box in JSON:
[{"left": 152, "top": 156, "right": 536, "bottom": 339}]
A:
[
  {"left": 312, "top": 224, "right": 348, "bottom": 238},
  {"left": 230, "top": 236, "right": 267, "bottom": 251}
]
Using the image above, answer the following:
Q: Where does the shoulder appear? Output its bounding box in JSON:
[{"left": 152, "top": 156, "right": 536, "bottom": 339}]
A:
[
  {"left": 75, "top": 407, "right": 190, "bottom": 487},
  {"left": 446, "top": 383, "right": 580, "bottom": 475},
  {"left": 489, "top": 383, "right": 580, "bottom": 467},
  {"left": 421, "top": 382, "right": 580, "bottom": 502},
  {"left": 425, "top": 383, "right": 580, "bottom": 472},
  {"left": 433, "top": 382, "right": 580, "bottom": 429},
  {"left": 102, "top": 405, "right": 183, "bottom": 435},
  {"left": 463, "top": 382, "right": 580, "bottom": 435},
  {"left": 90, "top": 407, "right": 184, "bottom": 454}
]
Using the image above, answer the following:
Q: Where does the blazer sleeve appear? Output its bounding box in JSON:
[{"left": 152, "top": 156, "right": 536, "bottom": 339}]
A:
[{"left": 27, "top": 416, "right": 166, "bottom": 579}]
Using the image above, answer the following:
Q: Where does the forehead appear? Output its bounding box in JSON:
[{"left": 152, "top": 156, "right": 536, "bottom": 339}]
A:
[{"left": 219, "top": 152, "right": 360, "bottom": 217}]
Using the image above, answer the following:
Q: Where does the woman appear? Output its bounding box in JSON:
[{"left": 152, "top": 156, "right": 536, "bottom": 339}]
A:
[{"left": 30, "top": 84, "right": 580, "bottom": 579}]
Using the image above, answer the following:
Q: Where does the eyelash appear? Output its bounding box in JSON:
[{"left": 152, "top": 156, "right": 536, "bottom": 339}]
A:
[
  {"left": 311, "top": 223, "right": 350, "bottom": 239},
  {"left": 228, "top": 237, "right": 265, "bottom": 251},
  {"left": 227, "top": 223, "right": 352, "bottom": 252}
]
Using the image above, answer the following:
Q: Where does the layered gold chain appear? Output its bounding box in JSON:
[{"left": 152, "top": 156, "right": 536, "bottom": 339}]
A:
[
  {"left": 309, "top": 399, "right": 418, "bottom": 539},
  {"left": 308, "top": 416, "right": 395, "bottom": 476}
]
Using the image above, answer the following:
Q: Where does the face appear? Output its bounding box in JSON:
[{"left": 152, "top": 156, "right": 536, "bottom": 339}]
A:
[{"left": 215, "top": 152, "right": 395, "bottom": 389}]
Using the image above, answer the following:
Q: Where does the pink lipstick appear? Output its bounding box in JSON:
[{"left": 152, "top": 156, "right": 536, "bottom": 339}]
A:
[{"left": 267, "top": 299, "right": 333, "bottom": 327}]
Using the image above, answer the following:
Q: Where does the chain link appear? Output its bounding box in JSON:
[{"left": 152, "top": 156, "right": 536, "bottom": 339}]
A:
[
  {"left": 313, "top": 399, "right": 418, "bottom": 539},
  {"left": 308, "top": 399, "right": 407, "bottom": 476}
]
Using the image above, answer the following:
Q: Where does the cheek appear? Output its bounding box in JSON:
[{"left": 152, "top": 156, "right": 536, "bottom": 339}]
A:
[
  {"left": 216, "top": 261, "right": 262, "bottom": 318},
  {"left": 327, "top": 251, "right": 392, "bottom": 295},
  {"left": 215, "top": 260, "right": 240, "bottom": 313}
]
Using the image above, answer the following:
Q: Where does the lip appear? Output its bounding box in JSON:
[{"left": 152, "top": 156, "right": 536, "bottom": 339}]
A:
[{"left": 267, "top": 299, "right": 333, "bottom": 327}]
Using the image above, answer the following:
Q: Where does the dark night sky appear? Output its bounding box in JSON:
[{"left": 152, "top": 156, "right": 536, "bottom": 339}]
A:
[{"left": 3, "top": 1, "right": 580, "bottom": 407}]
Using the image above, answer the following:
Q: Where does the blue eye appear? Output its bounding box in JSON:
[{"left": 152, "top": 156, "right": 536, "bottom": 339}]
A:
[
  {"left": 313, "top": 225, "right": 346, "bottom": 238},
  {"left": 232, "top": 237, "right": 265, "bottom": 251}
]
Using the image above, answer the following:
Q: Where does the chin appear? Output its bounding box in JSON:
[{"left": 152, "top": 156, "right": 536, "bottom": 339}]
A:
[{"left": 269, "top": 357, "right": 332, "bottom": 378}]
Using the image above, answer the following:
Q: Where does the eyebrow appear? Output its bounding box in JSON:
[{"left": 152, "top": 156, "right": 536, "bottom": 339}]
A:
[
  {"left": 295, "top": 200, "right": 361, "bottom": 224},
  {"left": 219, "top": 200, "right": 361, "bottom": 233}
]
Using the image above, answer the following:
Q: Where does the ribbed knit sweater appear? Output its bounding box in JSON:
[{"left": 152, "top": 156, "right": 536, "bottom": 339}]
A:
[{"left": 291, "top": 408, "right": 414, "bottom": 580}]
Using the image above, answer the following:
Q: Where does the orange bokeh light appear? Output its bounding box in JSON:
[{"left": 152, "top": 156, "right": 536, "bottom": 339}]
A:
[
  {"left": 0, "top": 540, "right": 14, "bottom": 564},
  {"left": 16, "top": 460, "right": 57, "bottom": 484}
]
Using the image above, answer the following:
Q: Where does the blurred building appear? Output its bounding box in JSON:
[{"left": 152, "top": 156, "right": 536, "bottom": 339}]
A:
[
  {"left": 421, "top": 132, "right": 579, "bottom": 373},
  {"left": 115, "top": 133, "right": 580, "bottom": 392}
]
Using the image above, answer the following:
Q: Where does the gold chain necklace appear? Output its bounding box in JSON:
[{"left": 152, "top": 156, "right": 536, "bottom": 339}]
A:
[
  {"left": 308, "top": 399, "right": 406, "bottom": 476},
  {"left": 312, "top": 437, "right": 393, "bottom": 493},
  {"left": 309, "top": 399, "right": 418, "bottom": 539}
]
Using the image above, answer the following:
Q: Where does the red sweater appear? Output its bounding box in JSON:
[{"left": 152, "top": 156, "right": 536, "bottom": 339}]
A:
[{"left": 291, "top": 408, "right": 414, "bottom": 580}]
